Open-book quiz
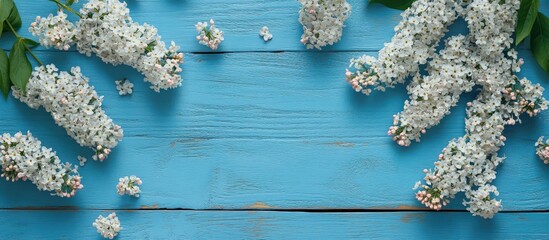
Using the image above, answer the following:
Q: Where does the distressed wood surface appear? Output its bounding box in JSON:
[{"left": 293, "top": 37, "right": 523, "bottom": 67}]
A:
[
  {"left": 2, "top": 1, "right": 549, "bottom": 52},
  {"left": 0, "top": 0, "right": 548, "bottom": 238},
  {"left": 1, "top": 50, "right": 548, "bottom": 211},
  {"left": 2, "top": 211, "right": 549, "bottom": 239}
]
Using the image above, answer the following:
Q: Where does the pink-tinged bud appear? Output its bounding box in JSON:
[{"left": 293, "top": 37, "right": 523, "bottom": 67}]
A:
[
  {"left": 196, "top": 36, "right": 201, "bottom": 40},
  {"left": 467, "top": 102, "right": 472, "bottom": 107},
  {"left": 421, "top": 129, "right": 426, "bottom": 134}
]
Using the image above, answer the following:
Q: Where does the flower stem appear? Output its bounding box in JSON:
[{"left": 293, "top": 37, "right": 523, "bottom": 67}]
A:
[
  {"left": 5, "top": 20, "right": 19, "bottom": 38},
  {"left": 6, "top": 21, "right": 44, "bottom": 66},
  {"left": 24, "top": 45, "right": 44, "bottom": 66},
  {"left": 50, "top": 0, "right": 83, "bottom": 18}
]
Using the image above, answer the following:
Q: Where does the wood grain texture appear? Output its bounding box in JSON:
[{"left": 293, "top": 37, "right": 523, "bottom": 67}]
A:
[
  {"left": 0, "top": 50, "right": 547, "bottom": 211},
  {"left": 2, "top": 0, "right": 549, "bottom": 52},
  {"left": 1, "top": 0, "right": 549, "bottom": 238},
  {"left": 2, "top": 210, "right": 548, "bottom": 239}
]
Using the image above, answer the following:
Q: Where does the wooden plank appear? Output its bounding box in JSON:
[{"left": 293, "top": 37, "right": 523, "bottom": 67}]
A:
[
  {"left": 4, "top": 0, "right": 549, "bottom": 52},
  {"left": 1, "top": 210, "right": 548, "bottom": 239},
  {"left": 0, "top": 50, "right": 547, "bottom": 210}
]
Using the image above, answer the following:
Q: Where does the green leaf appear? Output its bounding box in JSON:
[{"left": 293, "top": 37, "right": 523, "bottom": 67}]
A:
[
  {"left": 3, "top": 4, "right": 21, "bottom": 32},
  {"left": 66, "top": 0, "right": 75, "bottom": 5},
  {"left": 0, "top": 49, "right": 9, "bottom": 99},
  {"left": 516, "top": 0, "right": 539, "bottom": 45},
  {"left": 9, "top": 39, "right": 31, "bottom": 93},
  {"left": 531, "top": 13, "right": 549, "bottom": 73},
  {"left": 0, "top": 0, "right": 15, "bottom": 37},
  {"left": 23, "top": 38, "right": 40, "bottom": 48},
  {"left": 0, "top": 0, "right": 14, "bottom": 22},
  {"left": 369, "top": 0, "right": 415, "bottom": 10}
]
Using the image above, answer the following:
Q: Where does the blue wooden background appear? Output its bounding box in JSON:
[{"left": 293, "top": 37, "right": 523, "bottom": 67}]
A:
[{"left": 1, "top": 0, "right": 549, "bottom": 239}]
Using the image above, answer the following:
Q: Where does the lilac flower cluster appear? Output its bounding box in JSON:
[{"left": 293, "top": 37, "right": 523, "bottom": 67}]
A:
[
  {"left": 30, "top": 0, "right": 184, "bottom": 92},
  {"left": 12, "top": 65, "right": 123, "bottom": 161},
  {"left": 0, "top": 132, "right": 83, "bottom": 197},
  {"left": 346, "top": 0, "right": 548, "bottom": 218}
]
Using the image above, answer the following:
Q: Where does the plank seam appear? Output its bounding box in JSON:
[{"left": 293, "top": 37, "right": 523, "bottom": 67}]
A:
[
  {"left": 2, "top": 208, "right": 549, "bottom": 213},
  {"left": 0, "top": 49, "right": 401, "bottom": 54}
]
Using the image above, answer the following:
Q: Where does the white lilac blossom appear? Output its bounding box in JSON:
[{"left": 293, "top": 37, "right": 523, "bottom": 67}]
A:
[
  {"left": 12, "top": 64, "right": 124, "bottom": 161},
  {"left": 298, "top": 0, "right": 351, "bottom": 50},
  {"left": 93, "top": 212, "right": 122, "bottom": 239},
  {"left": 259, "top": 26, "right": 273, "bottom": 42},
  {"left": 0, "top": 132, "right": 83, "bottom": 197},
  {"left": 116, "top": 175, "right": 142, "bottom": 197},
  {"left": 29, "top": 11, "right": 75, "bottom": 51},
  {"left": 115, "top": 79, "right": 134, "bottom": 96},
  {"left": 345, "top": 0, "right": 463, "bottom": 93},
  {"left": 388, "top": 35, "right": 474, "bottom": 146},
  {"left": 195, "top": 19, "right": 224, "bottom": 50},
  {"left": 347, "top": 0, "right": 547, "bottom": 218},
  {"left": 415, "top": 0, "right": 547, "bottom": 219},
  {"left": 463, "top": 185, "right": 502, "bottom": 219},
  {"left": 466, "top": 0, "right": 517, "bottom": 58},
  {"left": 30, "top": 0, "right": 184, "bottom": 92},
  {"left": 416, "top": 77, "right": 546, "bottom": 218},
  {"left": 77, "top": 155, "right": 87, "bottom": 167},
  {"left": 536, "top": 137, "right": 549, "bottom": 164}
]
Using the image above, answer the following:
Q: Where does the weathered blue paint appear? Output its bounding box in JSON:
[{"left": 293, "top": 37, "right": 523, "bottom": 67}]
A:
[
  {"left": 0, "top": 0, "right": 548, "bottom": 238},
  {"left": 2, "top": 211, "right": 549, "bottom": 239}
]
